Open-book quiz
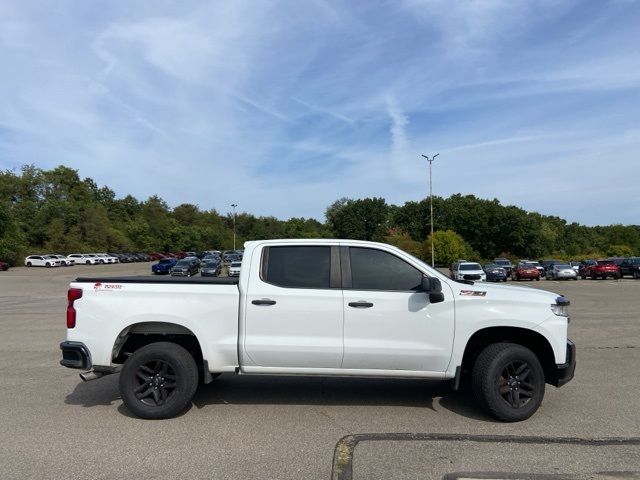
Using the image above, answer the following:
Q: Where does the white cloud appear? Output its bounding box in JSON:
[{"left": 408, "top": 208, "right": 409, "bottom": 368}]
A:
[{"left": 0, "top": 0, "right": 639, "bottom": 225}]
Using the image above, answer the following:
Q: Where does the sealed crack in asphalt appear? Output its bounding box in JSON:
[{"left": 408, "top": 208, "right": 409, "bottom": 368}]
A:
[
  {"left": 330, "top": 433, "right": 640, "bottom": 480},
  {"left": 583, "top": 346, "right": 637, "bottom": 349}
]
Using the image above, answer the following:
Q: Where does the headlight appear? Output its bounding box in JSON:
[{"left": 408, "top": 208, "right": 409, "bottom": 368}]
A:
[
  {"left": 551, "top": 304, "right": 569, "bottom": 317},
  {"left": 551, "top": 296, "right": 570, "bottom": 317}
]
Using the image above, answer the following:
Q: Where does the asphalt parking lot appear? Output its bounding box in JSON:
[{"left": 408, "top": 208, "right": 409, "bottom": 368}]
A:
[{"left": 0, "top": 264, "right": 638, "bottom": 480}]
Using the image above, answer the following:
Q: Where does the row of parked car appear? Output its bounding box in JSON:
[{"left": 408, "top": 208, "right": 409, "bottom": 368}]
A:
[
  {"left": 19, "top": 249, "right": 245, "bottom": 268},
  {"left": 450, "top": 256, "right": 640, "bottom": 282},
  {"left": 152, "top": 250, "right": 244, "bottom": 277},
  {"left": 22, "top": 252, "right": 155, "bottom": 267}
]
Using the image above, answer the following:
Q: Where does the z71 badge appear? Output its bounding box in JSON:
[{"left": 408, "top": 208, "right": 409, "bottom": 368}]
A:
[{"left": 460, "top": 290, "right": 487, "bottom": 296}]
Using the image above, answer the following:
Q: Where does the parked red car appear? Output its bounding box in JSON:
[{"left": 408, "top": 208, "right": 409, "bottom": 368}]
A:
[
  {"left": 0, "top": 260, "right": 9, "bottom": 271},
  {"left": 512, "top": 263, "right": 540, "bottom": 281},
  {"left": 148, "top": 252, "right": 165, "bottom": 261},
  {"left": 582, "top": 260, "right": 620, "bottom": 280}
]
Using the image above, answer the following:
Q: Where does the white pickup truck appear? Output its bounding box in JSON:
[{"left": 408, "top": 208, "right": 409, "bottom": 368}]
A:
[{"left": 60, "top": 239, "right": 575, "bottom": 421}]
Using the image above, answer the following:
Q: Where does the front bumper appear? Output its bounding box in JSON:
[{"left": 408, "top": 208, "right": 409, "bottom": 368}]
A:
[
  {"left": 548, "top": 339, "right": 576, "bottom": 387},
  {"left": 555, "top": 272, "right": 577, "bottom": 279},
  {"left": 60, "top": 341, "right": 92, "bottom": 369}
]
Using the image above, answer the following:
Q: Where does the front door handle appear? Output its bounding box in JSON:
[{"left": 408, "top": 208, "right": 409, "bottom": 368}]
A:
[
  {"left": 252, "top": 299, "right": 276, "bottom": 306},
  {"left": 348, "top": 301, "right": 374, "bottom": 308}
]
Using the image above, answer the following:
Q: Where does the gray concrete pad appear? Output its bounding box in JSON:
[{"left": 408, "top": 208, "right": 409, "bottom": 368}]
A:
[{"left": 0, "top": 264, "right": 638, "bottom": 479}]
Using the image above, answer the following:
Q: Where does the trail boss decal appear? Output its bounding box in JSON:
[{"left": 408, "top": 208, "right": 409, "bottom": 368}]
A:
[
  {"left": 93, "top": 282, "right": 122, "bottom": 291},
  {"left": 460, "top": 290, "right": 487, "bottom": 297}
]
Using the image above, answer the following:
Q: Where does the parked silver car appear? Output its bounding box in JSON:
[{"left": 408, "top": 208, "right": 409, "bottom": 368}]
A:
[{"left": 546, "top": 264, "right": 578, "bottom": 280}]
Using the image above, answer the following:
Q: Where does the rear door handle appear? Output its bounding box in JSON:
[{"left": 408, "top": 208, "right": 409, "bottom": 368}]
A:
[
  {"left": 348, "top": 301, "right": 374, "bottom": 308},
  {"left": 252, "top": 299, "right": 276, "bottom": 306}
]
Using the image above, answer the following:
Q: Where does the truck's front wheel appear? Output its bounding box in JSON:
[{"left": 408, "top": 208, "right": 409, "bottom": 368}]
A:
[
  {"left": 119, "top": 342, "right": 198, "bottom": 419},
  {"left": 472, "top": 343, "right": 545, "bottom": 422}
]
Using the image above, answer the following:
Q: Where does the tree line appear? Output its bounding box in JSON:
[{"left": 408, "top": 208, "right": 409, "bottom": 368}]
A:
[{"left": 1, "top": 165, "right": 638, "bottom": 265}]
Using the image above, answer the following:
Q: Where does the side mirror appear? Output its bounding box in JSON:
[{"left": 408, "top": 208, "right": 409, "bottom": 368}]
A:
[
  {"left": 420, "top": 276, "right": 445, "bottom": 303},
  {"left": 420, "top": 276, "right": 442, "bottom": 293}
]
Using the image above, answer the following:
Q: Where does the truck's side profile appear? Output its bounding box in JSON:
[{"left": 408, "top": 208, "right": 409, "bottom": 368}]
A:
[{"left": 60, "top": 239, "right": 575, "bottom": 421}]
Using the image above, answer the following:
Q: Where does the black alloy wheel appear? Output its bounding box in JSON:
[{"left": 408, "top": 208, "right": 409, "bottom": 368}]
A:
[
  {"left": 133, "top": 360, "right": 177, "bottom": 407},
  {"left": 119, "top": 342, "right": 199, "bottom": 419},
  {"left": 472, "top": 343, "right": 545, "bottom": 422},
  {"left": 497, "top": 360, "right": 536, "bottom": 409}
]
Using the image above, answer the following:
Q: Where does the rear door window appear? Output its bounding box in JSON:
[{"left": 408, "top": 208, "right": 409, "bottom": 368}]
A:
[{"left": 263, "top": 246, "right": 331, "bottom": 289}]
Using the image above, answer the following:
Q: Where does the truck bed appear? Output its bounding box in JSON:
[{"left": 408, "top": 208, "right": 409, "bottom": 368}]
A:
[{"left": 74, "top": 276, "right": 239, "bottom": 285}]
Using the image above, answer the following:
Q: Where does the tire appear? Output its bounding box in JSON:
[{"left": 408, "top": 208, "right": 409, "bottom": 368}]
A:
[
  {"left": 634, "top": 271, "right": 640, "bottom": 280},
  {"left": 86, "top": 260, "right": 91, "bottom": 265},
  {"left": 472, "top": 343, "right": 545, "bottom": 422},
  {"left": 26, "top": 262, "right": 32, "bottom": 267},
  {"left": 46, "top": 263, "right": 51, "bottom": 267},
  {"left": 581, "top": 275, "right": 586, "bottom": 280},
  {"left": 535, "top": 277, "right": 540, "bottom": 281},
  {"left": 119, "top": 342, "right": 198, "bottom": 420}
]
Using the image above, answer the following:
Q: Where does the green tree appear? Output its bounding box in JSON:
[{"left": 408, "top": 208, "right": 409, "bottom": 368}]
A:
[
  {"left": 384, "top": 227, "right": 423, "bottom": 258},
  {"left": 326, "top": 197, "right": 389, "bottom": 241},
  {"left": 426, "top": 230, "right": 476, "bottom": 266}
]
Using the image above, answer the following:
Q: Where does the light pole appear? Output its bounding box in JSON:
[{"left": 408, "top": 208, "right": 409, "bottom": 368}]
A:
[
  {"left": 231, "top": 204, "right": 238, "bottom": 250},
  {"left": 421, "top": 153, "right": 439, "bottom": 267}
]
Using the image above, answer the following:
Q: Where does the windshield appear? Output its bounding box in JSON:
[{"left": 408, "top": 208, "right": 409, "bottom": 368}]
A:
[
  {"left": 204, "top": 262, "right": 218, "bottom": 268},
  {"left": 555, "top": 264, "right": 571, "bottom": 269},
  {"left": 175, "top": 260, "right": 190, "bottom": 266},
  {"left": 598, "top": 261, "right": 614, "bottom": 265},
  {"left": 460, "top": 263, "right": 481, "bottom": 270},
  {"left": 231, "top": 262, "right": 242, "bottom": 267},
  {"left": 494, "top": 259, "right": 511, "bottom": 265},
  {"left": 159, "top": 259, "right": 173, "bottom": 264}
]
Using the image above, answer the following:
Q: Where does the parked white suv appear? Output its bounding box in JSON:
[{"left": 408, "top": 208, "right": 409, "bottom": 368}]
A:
[
  {"left": 450, "top": 262, "right": 486, "bottom": 282},
  {"left": 52, "top": 254, "right": 74, "bottom": 266},
  {"left": 95, "top": 253, "right": 118, "bottom": 264},
  {"left": 24, "top": 255, "right": 61, "bottom": 267},
  {"left": 228, "top": 261, "right": 242, "bottom": 277},
  {"left": 67, "top": 254, "right": 98, "bottom": 265}
]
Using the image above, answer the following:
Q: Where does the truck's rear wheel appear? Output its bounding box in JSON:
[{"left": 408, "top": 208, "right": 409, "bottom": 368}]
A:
[
  {"left": 119, "top": 342, "right": 198, "bottom": 419},
  {"left": 472, "top": 343, "right": 545, "bottom": 422}
]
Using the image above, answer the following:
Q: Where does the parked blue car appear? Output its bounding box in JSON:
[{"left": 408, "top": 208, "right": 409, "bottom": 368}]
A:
[{"left": 152, "top": 258, "right": 177, "bottom": 274}]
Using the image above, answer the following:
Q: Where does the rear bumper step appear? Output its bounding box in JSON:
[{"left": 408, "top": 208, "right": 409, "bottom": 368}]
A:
[{"left": 60, "top": 341, "right": 92, "bottom": 370}]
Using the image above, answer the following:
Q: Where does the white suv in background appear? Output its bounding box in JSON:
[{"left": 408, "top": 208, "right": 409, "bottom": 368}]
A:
[
  {"left": 450, "top": 261, "right": 486, "bottom": 282},
  {"left": 68, "top": 254, "right": 98, "bottom": 265},
  {"left": 95, "top": 253, "right": 118, "bottom": 264},
  {"left": 24, "top": 255, "right": 61, "bottom": 267},
  {"left": 52, "top": 254, "right": 74, "bottom": 266}
]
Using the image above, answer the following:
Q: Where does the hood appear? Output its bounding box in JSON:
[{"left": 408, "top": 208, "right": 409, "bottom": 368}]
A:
[{"left": 448, "top": 280, "right": 559, "bottom": 304}]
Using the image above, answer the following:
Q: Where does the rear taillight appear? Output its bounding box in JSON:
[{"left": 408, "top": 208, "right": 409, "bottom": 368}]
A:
[{"left": 67, "top": 288, "right": 83, "bottom": 329}]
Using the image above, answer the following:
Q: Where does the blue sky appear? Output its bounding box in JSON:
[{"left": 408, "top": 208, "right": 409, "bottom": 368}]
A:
[{"left": 1, "top": 0, "right": 639, "bottom": 225}]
